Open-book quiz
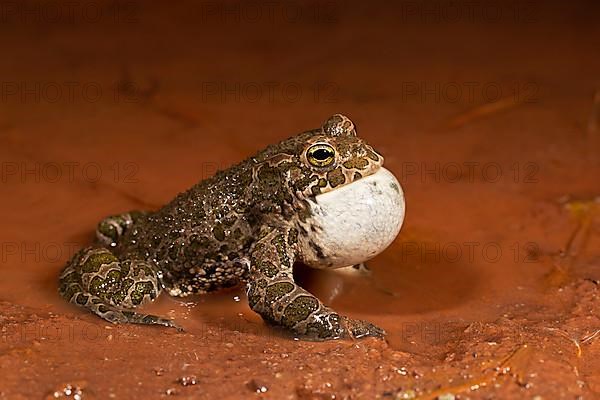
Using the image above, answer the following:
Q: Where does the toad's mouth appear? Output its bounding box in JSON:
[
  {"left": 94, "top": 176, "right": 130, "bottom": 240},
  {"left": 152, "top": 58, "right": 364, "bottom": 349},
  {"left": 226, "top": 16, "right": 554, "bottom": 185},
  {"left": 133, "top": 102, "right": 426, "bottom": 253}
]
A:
[{"left": 300, "top": 167, "right": 405, "bottom": 269}]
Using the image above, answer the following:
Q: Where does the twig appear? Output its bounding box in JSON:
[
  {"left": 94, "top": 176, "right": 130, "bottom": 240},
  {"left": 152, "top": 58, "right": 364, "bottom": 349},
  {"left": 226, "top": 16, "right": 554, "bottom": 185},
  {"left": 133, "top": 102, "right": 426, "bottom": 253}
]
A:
[
  {"left": 581, "top": 329, "right": 600, "bottom": 345},
  {"left": 545, "top": 327, "right": 582, "bottom": 357}
]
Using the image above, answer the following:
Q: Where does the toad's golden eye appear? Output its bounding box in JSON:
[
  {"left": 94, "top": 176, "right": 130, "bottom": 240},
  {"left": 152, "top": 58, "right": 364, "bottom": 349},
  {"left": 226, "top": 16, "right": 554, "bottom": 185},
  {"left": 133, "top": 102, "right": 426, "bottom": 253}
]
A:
[{"left": 307, "top": 143, "right": 336, "bottom": 167}]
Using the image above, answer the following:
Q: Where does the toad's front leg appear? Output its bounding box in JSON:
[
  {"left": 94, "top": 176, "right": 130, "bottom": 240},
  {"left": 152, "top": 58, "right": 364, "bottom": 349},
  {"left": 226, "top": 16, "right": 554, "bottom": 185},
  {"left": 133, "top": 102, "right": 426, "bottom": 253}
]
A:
[{"left": 246, "top": 228, "right": 385, "bottom": 340}]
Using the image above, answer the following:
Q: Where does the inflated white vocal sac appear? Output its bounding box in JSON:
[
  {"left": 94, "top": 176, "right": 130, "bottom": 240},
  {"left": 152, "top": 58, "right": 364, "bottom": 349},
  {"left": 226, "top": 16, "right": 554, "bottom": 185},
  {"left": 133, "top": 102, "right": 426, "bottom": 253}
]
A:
[{"left": 302, "top": 167, "right": 405, "bottom": 268}]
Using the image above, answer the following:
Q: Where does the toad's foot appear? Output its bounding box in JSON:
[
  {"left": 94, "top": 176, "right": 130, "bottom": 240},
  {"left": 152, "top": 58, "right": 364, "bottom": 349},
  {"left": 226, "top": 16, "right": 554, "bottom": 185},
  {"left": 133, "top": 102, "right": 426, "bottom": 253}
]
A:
[
  {"left": 342, "top": 317, "right": 386, "bottom": 339},
  {"left": 246, "top": 227, "right": 385, "bottom": 341},
  {"left": 59, "top": 247, "right": 181, "bottom": 330}
]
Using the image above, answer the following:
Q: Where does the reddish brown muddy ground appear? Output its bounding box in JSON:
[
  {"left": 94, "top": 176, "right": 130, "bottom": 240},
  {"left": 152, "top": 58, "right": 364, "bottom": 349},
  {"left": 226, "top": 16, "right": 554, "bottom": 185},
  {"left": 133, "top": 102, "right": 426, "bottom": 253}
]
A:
[{"left": 1, "top": 1, "right": 599, "bottom": 399}]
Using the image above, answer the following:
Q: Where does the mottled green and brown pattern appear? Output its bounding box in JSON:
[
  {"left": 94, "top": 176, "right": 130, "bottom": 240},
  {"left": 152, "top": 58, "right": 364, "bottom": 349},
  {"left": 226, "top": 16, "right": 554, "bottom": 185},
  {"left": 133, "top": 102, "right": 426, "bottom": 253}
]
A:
[
  {"left": 59, "top": 246, "right": 179, "bottom": 328},
  {"left": 59, "top": 114, "right": 385, "bottom": 340}
]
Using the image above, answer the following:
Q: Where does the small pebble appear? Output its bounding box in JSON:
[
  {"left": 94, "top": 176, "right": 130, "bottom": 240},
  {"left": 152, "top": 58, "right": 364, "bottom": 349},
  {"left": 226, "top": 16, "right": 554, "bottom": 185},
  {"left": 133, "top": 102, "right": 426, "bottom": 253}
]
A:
[
  {"left": 437, "top": 394, "right": 455, "bottom": 400},
  {"left": 177, "top": 376, "right": 198, "bottom": 386},
  {"left": 395, "top": 389, "right": 416, "bottom": 399},
  {"left": 247, "top": 379, "right": 268, "bottom": 393},
  {"left": 46, "top": 382, "right": 86, "bottom": 400}
]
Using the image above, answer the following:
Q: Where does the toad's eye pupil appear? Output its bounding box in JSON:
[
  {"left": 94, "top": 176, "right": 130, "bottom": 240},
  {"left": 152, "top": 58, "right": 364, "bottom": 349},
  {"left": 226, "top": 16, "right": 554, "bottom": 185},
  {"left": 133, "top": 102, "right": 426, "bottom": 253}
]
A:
[
  {"left": 313, "top": 149, "right": 332, "bottom": 160},
  {"left": 307, "top": 144, "right": 335, "bottom": 167}
]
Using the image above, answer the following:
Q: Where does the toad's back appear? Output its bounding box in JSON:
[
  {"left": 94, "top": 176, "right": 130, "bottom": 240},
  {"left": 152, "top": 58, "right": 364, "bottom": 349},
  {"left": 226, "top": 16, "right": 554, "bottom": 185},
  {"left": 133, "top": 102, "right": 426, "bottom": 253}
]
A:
[{"left": 114, "top": 159, "right": 268, "bottom": 295}]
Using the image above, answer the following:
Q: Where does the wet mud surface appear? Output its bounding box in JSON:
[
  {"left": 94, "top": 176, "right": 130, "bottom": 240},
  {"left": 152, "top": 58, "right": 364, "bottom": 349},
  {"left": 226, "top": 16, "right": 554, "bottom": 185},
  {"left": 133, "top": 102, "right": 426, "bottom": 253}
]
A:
[{"left": 1, "top": 1, "right": 599, "bottom": 399}]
